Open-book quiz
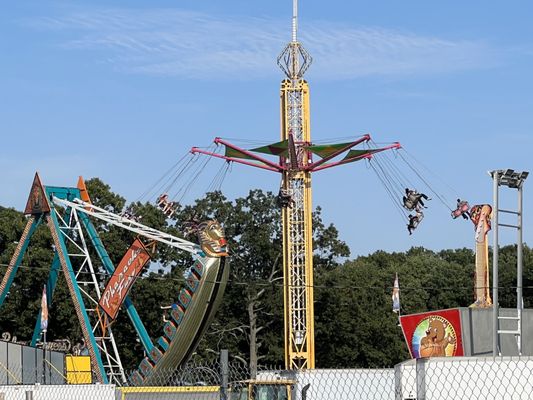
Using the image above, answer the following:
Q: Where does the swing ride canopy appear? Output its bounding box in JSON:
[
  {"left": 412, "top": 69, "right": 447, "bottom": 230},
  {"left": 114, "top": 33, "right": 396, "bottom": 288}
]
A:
[{"left": 191, "top": 135, "right": 401, "bottom": 173}]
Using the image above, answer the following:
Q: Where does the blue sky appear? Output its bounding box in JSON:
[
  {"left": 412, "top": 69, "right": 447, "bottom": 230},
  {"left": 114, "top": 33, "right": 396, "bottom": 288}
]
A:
[{"left": 1, "top": 1, "right": 532, "bottom": 257}]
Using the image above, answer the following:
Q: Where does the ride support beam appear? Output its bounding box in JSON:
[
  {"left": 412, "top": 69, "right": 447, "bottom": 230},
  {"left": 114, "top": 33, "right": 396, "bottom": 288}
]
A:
[
  {"left": 46, "top": 211, "right": 107, "bottom": 383},
  {"left": 31, "top": 207, "right": 73, "bottom": 347},
  {"left": 0, "top": 215, "right": 42, "bottom": 307},
  {"left": 305, "top": 135, "right": 370, "bottom": 171},
  {"left": 52, "top": 196, "right": 199, "bottom": 255},
  {"left": 191, "top": 147, "right": 283, "bottom": 173}
]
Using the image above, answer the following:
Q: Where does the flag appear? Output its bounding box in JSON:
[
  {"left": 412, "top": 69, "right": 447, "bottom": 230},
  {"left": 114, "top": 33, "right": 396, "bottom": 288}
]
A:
[
  {"left": 40, "top": 285, "right": 48, "bottom": 331},
  {"left": 392, "top": 273, "right": 400, "bottom": 313}
]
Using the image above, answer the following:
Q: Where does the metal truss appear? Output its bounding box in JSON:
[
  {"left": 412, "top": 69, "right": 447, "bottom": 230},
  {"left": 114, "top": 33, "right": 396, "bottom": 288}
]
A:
[
  {"left": 281, "top": 77, "right": 315, "bottom": 369},
  {"left": 286, "top": 177, "right": 309, "bottom": 347},
  {"left": 54, "top": 207, "right": 126, "bottom": 384},
  {"left": 52, "top": 197, "right": 200, "bottom": 255}
]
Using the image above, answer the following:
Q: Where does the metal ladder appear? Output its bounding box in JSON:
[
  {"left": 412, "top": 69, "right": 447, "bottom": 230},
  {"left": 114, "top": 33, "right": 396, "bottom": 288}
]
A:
[
  {"left": 495, "top": 202, "right": 522, "bottom": 355},
  {"left": 491, "top": 169, "right": 528, "bottom": 356},
  {"left": 497, "top": 308, "right": 522, "bottom": 356}
]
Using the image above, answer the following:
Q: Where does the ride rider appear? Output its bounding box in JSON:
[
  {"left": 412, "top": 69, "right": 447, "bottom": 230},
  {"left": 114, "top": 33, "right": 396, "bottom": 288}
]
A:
[
  {"left": 452, "top": 198, "right": 470, "bottom": 220},
  {"left": 407, "top": 209, "right": 424, "bottom": 235},
  {"left": 403, "top": 188, "right": 430, "bottom": 211},
  {"left": 157, "top": 193, "right": 177, "bottom": 217},
  {"left": 120, "top": 204, "right": 142, "bottom": 222},
  {"left": 277, "top": 188, "right": 294, "bottom": 208}
]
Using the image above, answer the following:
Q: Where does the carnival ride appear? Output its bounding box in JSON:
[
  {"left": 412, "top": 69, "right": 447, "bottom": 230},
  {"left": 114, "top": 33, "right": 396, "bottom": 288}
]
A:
[
  {"left": 192, "top": 137, "right": 400, "bottom": 371},
  {"left": 0, "top": 173, "right": 229, "bottom": 385},
  {"left": 188, "top": 0, "right": 403, "bottom": 370},
  {"left": 0, "top": 0, "right": 405, "bottom": 380},
  {"left": 180, "top": 0, "right": 468, "bottom": 369},
  {"left": 362, "top": 142, "right": 499, "bottom": 308},
  {"left": 1, "top": 0, "right": 523, "bottom": 383}
]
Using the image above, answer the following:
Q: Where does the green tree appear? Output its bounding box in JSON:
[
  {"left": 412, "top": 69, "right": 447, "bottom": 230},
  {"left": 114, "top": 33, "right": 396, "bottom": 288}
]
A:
[
  {"left": 314, "top": 246, "right": 478, "bottom": 368},
  {"left": 4, "top": 179, "right": 530, "bottom": 374}
]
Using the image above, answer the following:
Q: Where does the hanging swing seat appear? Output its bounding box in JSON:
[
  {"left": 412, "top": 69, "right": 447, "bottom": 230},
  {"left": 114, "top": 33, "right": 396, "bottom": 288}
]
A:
[{"left": 451, "top": 201, "right": 470, "bottom": 219}]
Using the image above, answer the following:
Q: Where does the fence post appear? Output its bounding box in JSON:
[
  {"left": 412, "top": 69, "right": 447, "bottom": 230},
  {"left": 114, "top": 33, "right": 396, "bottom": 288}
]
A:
[
  {"left": 220, "top": 350, "right": 229, "bottom": 400},
  {"left": 415, "top": 358, "right": 426, "bottom": 400}
]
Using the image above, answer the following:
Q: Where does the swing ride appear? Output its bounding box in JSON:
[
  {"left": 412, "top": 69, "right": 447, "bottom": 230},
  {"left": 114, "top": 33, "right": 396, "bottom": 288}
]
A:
[
  {"left": 189, "top": 0, "right": 404, "bottom": 370},
  {"left": 0, "top": 0, "right": 459, "bottom": 381},
  {"left": 192, "top": 137, "right": 400, "bottom": 370},
  {"left": 1, "top": 0, "right": 530, "bottom": 387},
  {"left": 0, "top": 173, "right": 229, "bottom": 385}
]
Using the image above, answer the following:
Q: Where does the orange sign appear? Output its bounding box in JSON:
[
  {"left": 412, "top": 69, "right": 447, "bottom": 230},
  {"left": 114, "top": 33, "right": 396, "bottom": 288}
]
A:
[{"left": 99, "top": 239, "right": 151, "bottom": 319}]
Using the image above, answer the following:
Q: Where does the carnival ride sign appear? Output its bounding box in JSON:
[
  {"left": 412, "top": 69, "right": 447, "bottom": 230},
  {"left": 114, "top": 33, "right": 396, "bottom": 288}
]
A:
[
  {"left": 399, "top": 308, "right": 464, "bottom": 358},
  {"left": 99, "top": 239, "right": 151, "bottom": 319},
  {"left": 24, "top": 172, "right": 51, "bottom": 215}
]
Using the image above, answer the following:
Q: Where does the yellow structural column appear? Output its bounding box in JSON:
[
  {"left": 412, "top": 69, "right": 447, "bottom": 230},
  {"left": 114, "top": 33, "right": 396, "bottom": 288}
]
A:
[{"left": 280, "top": 78, "right": 315, "bottom": 369}]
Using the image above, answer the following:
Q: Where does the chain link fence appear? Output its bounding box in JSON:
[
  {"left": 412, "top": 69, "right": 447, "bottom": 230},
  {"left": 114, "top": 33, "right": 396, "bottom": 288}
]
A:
[
  {"left": 0, "top": 355, "right": 533, "bottom": 399},
  {"left": 395, "top": 356, "right": 533, "bottom": 400},
  {"left": 124, "top": 358, "right": 256, "bottom": 385}
]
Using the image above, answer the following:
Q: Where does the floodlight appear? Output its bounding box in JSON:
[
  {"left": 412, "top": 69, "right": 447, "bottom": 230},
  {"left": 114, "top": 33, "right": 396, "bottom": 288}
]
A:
[
  {"left": 496, "top": 169, "right": 528, "bottom": 189},
  {"left": 503, "top": 169, "right": 515, "bottom": 177}
]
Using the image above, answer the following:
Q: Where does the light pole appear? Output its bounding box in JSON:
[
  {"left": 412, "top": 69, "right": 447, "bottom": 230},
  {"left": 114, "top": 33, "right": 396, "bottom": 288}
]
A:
[{"left": 490, "top": 169, "right": 529, "bottom": 356}]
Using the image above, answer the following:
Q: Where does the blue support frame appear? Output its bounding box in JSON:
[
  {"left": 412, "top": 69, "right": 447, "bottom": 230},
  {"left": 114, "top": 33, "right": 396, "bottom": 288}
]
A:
[
  {"left": 0, "top": 215, "right": 42, "bottom": 307},
  {"left": 47, "top": 208, "right": 108, "bottom": 383},
  {"left": 44, "top": 186, "right": 80, "bottom": 202},
  {"left": 45, "top": 185, "right": 154, "bottom": 351},
  {"left": 1, "top": 183, "right": 157, "bottom": 383},
  {"left": 30, "top": 203, "right": 74, "bottom": 347}
]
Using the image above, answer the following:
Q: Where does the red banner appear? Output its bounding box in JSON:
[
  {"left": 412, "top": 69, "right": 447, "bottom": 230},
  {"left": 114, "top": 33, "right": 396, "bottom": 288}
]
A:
[
  {"left": 99, "top": 239, "right": 151, "bottom": 319},
  {"left": 399, "top": 308, "right": 464, "bottom": 358}
]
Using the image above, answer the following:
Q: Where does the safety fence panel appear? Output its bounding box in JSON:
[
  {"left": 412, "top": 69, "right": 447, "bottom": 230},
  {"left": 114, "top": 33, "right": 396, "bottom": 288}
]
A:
[
  {"left": 0, "top": 384, "right": 116, "bottom": 400},
  {"left": 395, "top": 356, "right": 533, "bottom": 400},
  {"left": 0, "top": 356, "right": 532, "bottom": 399},
  {"left": 0, "top": 365, "right": 65, "bottom": 386},
  {"left": 124, "top": 359, "right": 251, "bottom": 387},
  {"left": 294, "top": 368, "right": 395, "bottom": 400},
  {"left": 0, "top": 342, "right": 65, "bottom": 385}
]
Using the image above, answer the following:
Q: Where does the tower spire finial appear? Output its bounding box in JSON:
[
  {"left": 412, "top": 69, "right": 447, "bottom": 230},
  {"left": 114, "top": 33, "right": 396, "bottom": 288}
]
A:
[
  {"left": 292, "top": 0, "right": 298, "bottom": 42},
  {"left": 278, "top": 0, "right": 312, "bottom": 80}
]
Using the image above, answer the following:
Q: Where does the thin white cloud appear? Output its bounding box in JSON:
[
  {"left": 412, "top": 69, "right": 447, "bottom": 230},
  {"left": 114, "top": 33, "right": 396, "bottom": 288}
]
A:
[{"left": 27, "top": 8, "right": 498, "bottom": 80}]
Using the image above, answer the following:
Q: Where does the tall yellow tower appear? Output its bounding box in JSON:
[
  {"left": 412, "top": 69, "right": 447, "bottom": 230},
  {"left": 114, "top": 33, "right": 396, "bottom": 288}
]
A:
[
  {"left": 278, "top": 0, "right": 315, "bottom": 369},
  {"left": 192, "top": 0, "right": 399, "bottom": 371}
]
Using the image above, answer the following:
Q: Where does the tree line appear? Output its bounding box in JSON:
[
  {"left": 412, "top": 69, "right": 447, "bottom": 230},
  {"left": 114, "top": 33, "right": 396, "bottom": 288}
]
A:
[{"left": 0, "top": 178, "right": 531, "bottom": 371}]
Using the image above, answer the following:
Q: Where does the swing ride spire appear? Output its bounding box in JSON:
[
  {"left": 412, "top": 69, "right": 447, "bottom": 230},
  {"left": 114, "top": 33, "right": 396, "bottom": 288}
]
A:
[{"left": 192, "top": 0, "right": 400, "bottom": 370}]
